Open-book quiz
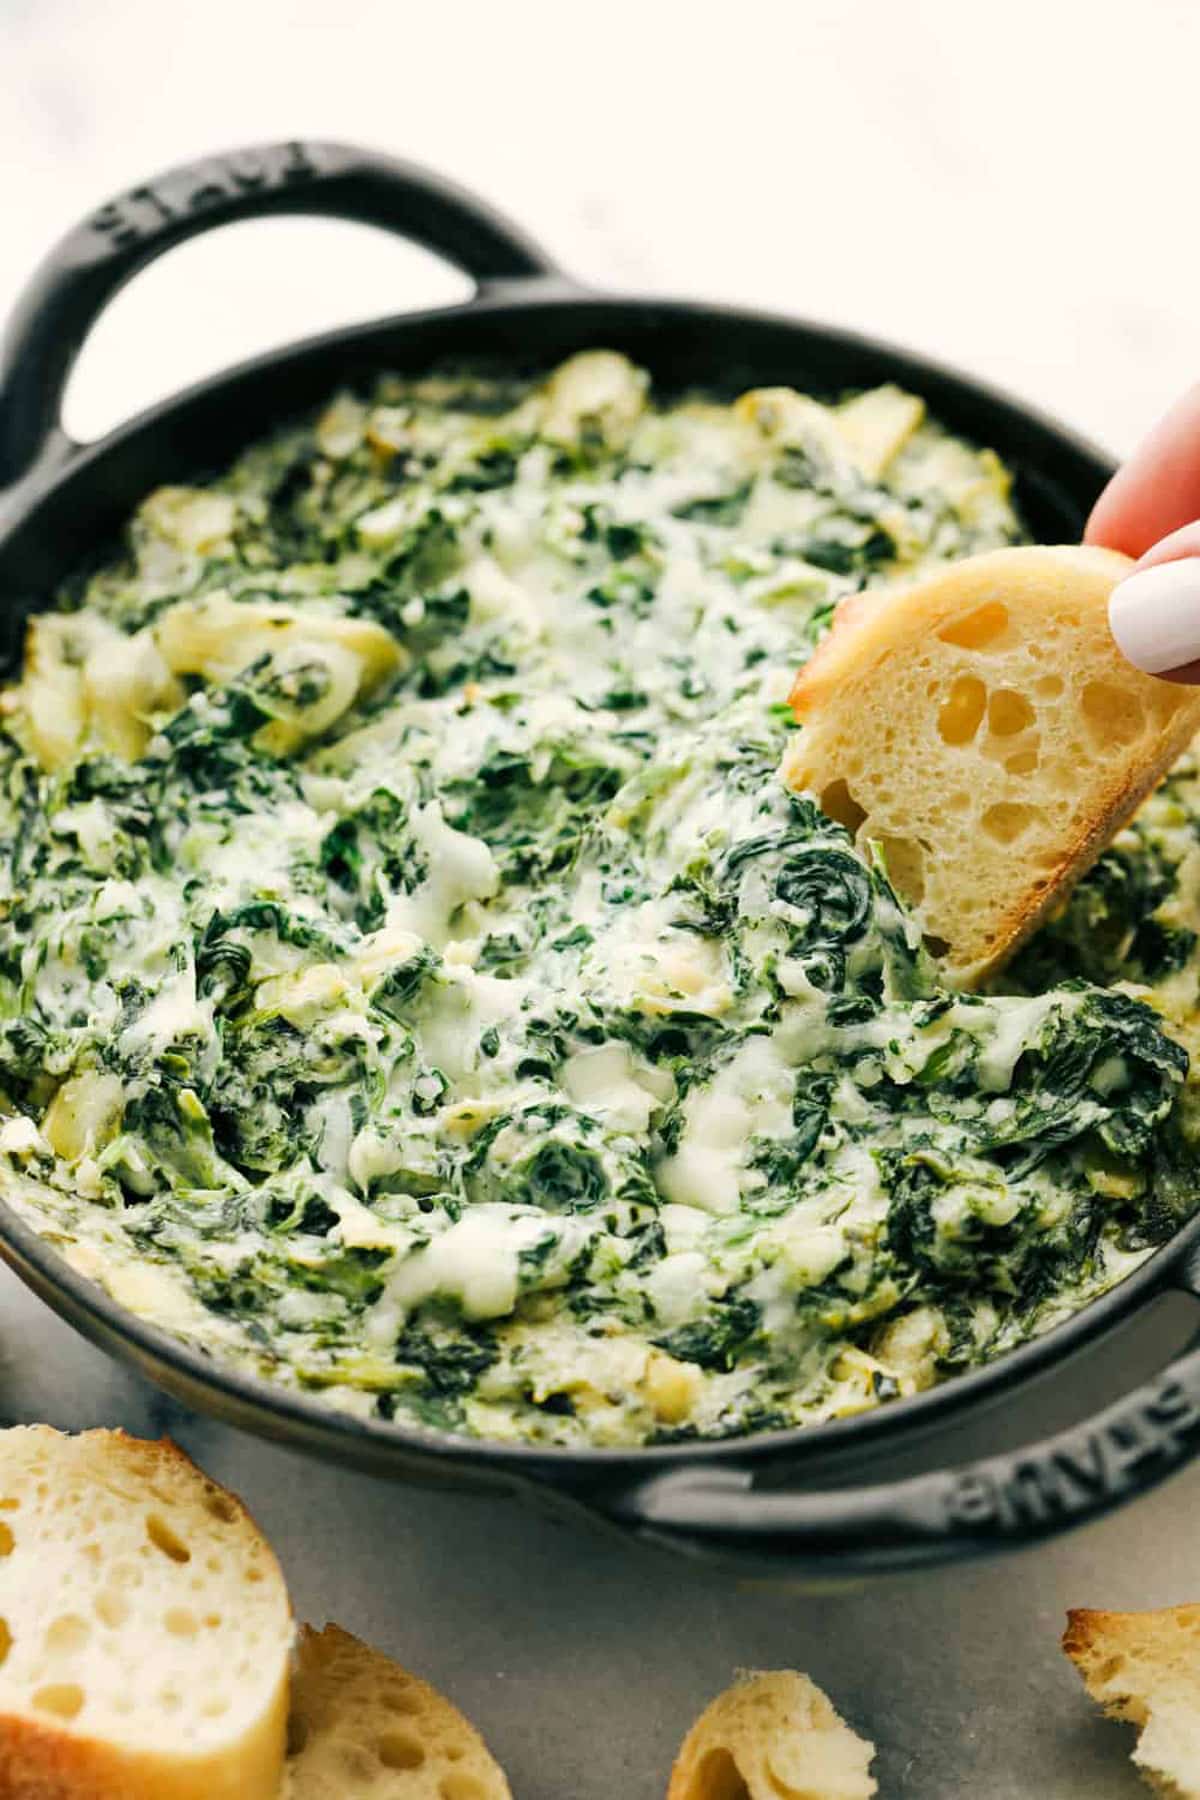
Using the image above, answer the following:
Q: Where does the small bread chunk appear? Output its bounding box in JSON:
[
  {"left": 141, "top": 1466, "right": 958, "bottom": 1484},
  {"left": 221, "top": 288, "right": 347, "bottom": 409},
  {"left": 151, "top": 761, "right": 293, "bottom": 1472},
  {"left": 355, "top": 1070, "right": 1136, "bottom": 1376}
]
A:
[
  {"left": 0, "top": 1425, "right": 292, "bottom": 1800},
  {"left": 787, "top": 545, "right": 1200, "bottom": 987},
  {"left": 1064, "top": 1605, "right": 1200, "bottom": 1798},
  {"left": 284, "top": 1622, "right": 512, "bottom": 1799},
  {"left": 667, "top": 1670, "right": 877, "bottom": 1800}
]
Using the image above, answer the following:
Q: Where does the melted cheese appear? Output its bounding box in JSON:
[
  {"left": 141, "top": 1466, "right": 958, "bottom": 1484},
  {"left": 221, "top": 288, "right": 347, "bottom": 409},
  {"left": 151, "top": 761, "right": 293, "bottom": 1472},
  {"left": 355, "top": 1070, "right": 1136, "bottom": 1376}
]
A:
[{"left": 0, "top": 354, "right": 1182, "bottom": 1453}]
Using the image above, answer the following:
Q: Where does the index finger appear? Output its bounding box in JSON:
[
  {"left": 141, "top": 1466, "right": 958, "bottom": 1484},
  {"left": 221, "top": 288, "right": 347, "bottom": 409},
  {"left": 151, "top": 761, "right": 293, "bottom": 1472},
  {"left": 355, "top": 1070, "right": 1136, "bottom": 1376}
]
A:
[{"left": 1085, "top": 381, "right": 1200, "bottom": 557}]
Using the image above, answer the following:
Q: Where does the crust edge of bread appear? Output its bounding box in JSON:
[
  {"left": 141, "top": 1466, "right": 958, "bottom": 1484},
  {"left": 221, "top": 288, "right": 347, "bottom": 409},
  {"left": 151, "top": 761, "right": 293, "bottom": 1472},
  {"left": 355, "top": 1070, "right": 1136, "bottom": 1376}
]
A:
[
  {"left": 787, "top": 544, "right": 1200, "bottom": 988},
  {"left": 0, "top": 1427, "right": 293, "bottom": 1800},
  {"left": 284, "top": 1619, "right": 514, "bottom": 1800},
  {"left": 1063, "top": 1603, "right": 1200, "bottom": 1799},
  {"left": 948, "top": 710, "right": 1200, "bottom": 985},
  {"left": 788, "top": 544, "right": 1136, "bottom": 720},
  {"left": 665, "top": 1668, "right": 878, "bottom": 1800},
  {"left": 0, "top": 1688, "right": 290, "bottom": 1800}
]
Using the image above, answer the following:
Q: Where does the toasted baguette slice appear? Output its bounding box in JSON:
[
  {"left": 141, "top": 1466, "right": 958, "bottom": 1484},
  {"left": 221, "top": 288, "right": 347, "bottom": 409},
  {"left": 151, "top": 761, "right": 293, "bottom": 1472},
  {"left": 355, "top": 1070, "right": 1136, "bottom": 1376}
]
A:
[
  {"left": 1064, "top": 1605, "right": 1200, "bottom": 1798},
  {"left": 667, "top": 1670, "right": 876, "bottom": 1800},
  {"left": 787, "top": 544, "right": 1200, "bottom": 987},
  {"left": 283, "top": 1622, "right": 512, "bottom": 1800},
  {"left": 0, "top": 1425, "right": 292, "bottom": 1800}
]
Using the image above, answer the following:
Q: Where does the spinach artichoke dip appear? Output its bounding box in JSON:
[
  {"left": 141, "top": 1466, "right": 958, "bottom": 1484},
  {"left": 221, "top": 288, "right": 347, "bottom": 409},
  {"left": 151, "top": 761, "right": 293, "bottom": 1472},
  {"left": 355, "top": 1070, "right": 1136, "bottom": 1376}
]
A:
[{"left": 0, "top": 351, "right": 1196, "bottom": 1450}]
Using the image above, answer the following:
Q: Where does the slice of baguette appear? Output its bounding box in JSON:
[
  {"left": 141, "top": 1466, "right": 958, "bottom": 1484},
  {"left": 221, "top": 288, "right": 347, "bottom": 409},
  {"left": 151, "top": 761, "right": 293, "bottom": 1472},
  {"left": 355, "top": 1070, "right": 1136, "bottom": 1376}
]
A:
[
  {"left": 0, "top": 1425, "right": 292, "bottom": 1800},
  {"left": 667, "top": 1670, "right": 877, "bottom": 1800},
  {"left": 283, "top": 1622, "right": 512, "bottom": 1800},
  {"left": 1064, "top": 1605, "right": 1200, "bottom": 1798},
  {"left": 786, "top": 544, "right": 1200, "bottom": 987}
]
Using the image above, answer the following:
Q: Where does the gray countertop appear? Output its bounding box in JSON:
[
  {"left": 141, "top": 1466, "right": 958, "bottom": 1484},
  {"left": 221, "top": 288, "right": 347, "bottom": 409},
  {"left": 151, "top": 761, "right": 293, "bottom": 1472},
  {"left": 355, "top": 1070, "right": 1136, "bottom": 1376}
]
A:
[
  {"left": 6, "top": 3, "right": 1200, "bottom": 1792},
  {"left": 6, "top": 1256, "right": 1198, "bottom": 1798}
]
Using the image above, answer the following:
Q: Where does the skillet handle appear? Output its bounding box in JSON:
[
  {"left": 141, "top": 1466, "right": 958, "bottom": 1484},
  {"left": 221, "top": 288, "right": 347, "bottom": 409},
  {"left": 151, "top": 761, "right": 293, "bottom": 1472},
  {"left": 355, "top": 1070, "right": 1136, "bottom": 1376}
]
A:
[
  {"left": 609, "top": 1323, "right": 1200, "bottom": 1577},
  {"left": 0, "top": 138, "right": 558, "bottom": 489}
]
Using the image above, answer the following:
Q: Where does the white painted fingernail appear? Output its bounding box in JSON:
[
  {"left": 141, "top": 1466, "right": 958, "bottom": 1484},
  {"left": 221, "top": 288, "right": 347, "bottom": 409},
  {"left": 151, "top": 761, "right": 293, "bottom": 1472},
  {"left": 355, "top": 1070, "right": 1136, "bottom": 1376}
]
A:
[{"left": 1109, "top": 559, "right": 1200, "bottom": 674}]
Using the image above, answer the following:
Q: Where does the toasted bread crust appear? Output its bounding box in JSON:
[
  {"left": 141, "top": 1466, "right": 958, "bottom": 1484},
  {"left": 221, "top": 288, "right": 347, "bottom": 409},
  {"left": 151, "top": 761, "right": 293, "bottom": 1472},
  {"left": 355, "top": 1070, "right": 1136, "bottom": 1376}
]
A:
[
  {"left": 667, "top": 1670, "right": 876, "bottom": 1800},
  {"left": 0, "top": 1711, "right": 288, "bottom": 1800},
  {"left": 0, "top": 1426, "right": 291, "bottom": 1800},
  {"left": 1064, "top": 1603, "right": 1200, "bottom": 1797},
  {"left": 787, "top": 545, "right": 1200, "bottom": 986},
  {"left": 284, "top": 1622, "right": 512, "bottom": 1799}
]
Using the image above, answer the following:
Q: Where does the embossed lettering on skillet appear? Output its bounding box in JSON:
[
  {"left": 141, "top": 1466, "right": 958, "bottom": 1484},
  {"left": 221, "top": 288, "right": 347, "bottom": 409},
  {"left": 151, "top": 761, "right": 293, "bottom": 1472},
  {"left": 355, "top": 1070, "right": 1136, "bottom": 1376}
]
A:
[{"left": 89, "top": 141, "right": 319, "bottom": 252}]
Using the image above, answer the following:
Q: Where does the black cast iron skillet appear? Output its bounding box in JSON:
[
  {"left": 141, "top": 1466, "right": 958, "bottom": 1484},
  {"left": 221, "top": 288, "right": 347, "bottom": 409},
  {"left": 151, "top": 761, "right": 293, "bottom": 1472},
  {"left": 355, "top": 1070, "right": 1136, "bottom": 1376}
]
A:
[{"left": 2, "top": 139, "right": 1199, "bottom": 1580}]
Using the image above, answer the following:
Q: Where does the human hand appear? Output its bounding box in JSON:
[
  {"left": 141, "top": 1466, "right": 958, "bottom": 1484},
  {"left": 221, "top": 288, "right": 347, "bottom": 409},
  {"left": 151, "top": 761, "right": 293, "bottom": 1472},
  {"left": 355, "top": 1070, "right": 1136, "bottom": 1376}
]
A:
[{"left": 1088, "top": 383, "right": 1200, "bottom": 682}]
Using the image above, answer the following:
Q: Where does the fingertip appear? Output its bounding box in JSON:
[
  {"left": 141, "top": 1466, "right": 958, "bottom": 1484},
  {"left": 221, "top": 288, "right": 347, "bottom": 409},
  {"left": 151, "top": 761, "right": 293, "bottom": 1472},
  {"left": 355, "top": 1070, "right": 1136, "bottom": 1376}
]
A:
[
  {"left": 1083, "top": 487, "right": 1128, "bottom": 554},
  {"left": 1084, "top": 382, "right": 1200, "bottom": 559},
  {"left": 1144, "top": 658, "right": 1200, "bottom": 685},
  {"left": 1085, "top": 469, "right": 1160, "bottom": 559},
  {"left": 1109, "top": 558, "right": 1200, "bottom": 677},
  {"left": 1130, "top": 519, "right": 1200, "bottom": 574}
]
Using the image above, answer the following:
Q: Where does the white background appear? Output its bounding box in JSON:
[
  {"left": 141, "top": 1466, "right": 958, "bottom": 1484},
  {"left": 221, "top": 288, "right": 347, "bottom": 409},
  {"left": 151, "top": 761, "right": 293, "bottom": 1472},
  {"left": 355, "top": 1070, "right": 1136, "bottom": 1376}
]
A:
[
  {"left": 2, "top": 0, "right": 1199, "bottom": 457},
  {"left": 3, "top": 5, "right": 1200, "bottom": 1796}
]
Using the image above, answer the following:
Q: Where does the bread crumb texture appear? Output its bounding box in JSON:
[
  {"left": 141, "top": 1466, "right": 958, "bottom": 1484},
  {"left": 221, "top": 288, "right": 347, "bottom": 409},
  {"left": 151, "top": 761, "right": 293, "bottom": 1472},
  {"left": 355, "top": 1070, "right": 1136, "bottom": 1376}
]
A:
[
  {"left": 284, "top": 1622, "right": 512, "bottom": 1800},
  {"left": 667, "top": 1669, "right": 877, "bottom": 1800},
  {"left": 787, "top": 545, "right": 1200, "bottom": 986},
  {"left": 1065, "top": 1604, "right": 1200, "bottom": 1799},
  {"left": 0, "top": 1424, "right": 292, "bottom": 1800}
]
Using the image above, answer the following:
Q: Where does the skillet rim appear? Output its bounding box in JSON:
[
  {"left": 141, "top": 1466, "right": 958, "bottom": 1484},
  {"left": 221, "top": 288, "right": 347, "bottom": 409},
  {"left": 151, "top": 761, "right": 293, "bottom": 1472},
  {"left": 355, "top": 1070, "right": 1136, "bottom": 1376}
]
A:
[{"left": 0, "top": 279, "right": 1186, "bottom": 1491}]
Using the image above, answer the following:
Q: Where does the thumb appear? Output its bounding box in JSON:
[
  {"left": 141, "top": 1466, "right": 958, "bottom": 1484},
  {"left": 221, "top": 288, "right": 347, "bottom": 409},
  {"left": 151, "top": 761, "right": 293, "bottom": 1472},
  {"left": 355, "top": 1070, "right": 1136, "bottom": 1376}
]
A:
[{"left": 1108, "top": 521, "right": 1200, "bottom": 683}]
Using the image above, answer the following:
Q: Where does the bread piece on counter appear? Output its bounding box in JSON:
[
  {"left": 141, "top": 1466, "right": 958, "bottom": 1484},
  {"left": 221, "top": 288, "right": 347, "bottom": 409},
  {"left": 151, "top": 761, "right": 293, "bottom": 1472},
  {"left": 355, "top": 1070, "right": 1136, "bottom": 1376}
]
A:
[
  {"left": 787, "top": 544, "right": 1200, "bottom": 987},
  {"left": 0, "top": 1425, "right": 293, "bottom": 1800},
  {"left": 1065, "top": 1604, "right": 1200, "bottom": 1798},
  {"left": 667, "top": 1669, "right": 877, "bottom": 1800},
  {"left": 284, "top": 1622, "right": 512, "bottom": 1799}
]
